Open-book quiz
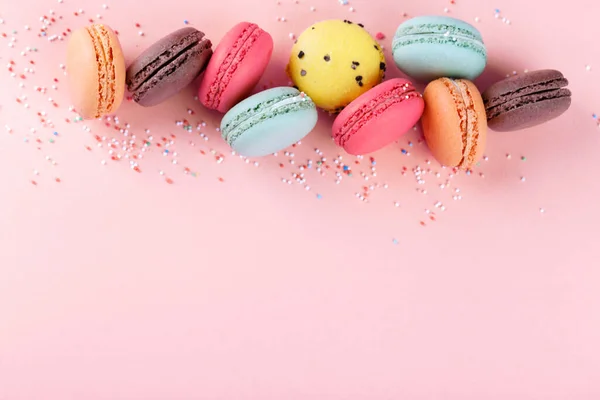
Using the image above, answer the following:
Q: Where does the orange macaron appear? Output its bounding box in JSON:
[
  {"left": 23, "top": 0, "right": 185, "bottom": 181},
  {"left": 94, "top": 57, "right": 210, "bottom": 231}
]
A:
[
  {"left": 421, "top": 78, "right": 487, "bottom": 169},
  {"left": 67, "top": 24, "right": 126, "bottom": 119}
]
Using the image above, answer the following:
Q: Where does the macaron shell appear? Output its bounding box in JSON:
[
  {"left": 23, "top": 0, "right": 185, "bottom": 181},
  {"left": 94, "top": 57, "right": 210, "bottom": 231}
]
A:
[
  {"left": 487, "top": 95, "right": 572, "bottom": 132},
  {"left": 393, "top": 41, "right": 486, "bottom": 81},
  {"left": 67, "top": 25, "right": 125, "bottom": 119},
  {"left": 421, "top": 78, "right": 487, "bottom": 168},
  {"left": 67, "top": 28, "right": 99, "bottom": 119},
  {"left": 287, "top": 19, "right": 386, "bottom": 112},
  {"left": 332, "top": 78, "right": 424, "bottom": 155},
  {"left": 199, "top": 22, "right": 273, "bottom": 113}
]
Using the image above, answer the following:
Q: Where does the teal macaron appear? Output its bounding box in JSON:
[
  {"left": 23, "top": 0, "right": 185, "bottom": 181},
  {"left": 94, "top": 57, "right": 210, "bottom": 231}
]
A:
[
  {"left": 392, "top": 15, "right": 487, "bottom": 82},
  {"left": 221, "top": 87, "right": 318, "bottom": 157}
]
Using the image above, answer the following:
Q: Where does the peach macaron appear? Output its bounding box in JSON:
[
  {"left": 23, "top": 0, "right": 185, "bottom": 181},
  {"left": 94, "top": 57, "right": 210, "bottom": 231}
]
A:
[
  {"left": 421, "top": 78, "right": 487, "bottom": 168},
  {"left": 67, "top": 24, "right": 126, "bottom": 119}
]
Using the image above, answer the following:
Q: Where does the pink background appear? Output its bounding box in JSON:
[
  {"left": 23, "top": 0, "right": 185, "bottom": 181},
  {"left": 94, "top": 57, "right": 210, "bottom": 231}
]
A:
[{"left": 1, "top": 0, "right": 600, "bottom": 398}]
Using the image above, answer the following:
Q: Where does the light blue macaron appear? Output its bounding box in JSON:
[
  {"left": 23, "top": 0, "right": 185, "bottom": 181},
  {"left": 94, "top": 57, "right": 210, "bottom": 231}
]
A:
[
  {"left": 221, "top": 87, "right": 318, "bottom": 157},
  {"left": 392, "top": 15, "right": 487, "bottom": 82}
]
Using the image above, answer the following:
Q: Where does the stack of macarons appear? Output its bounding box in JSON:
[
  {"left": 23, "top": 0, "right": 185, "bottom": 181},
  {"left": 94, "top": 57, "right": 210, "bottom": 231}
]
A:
[{"left": 66, "top": 16, "right": 572, "bottom": 165}]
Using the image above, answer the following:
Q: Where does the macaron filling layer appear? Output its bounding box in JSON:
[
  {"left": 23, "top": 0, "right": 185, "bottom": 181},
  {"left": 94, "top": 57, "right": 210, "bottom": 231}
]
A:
[
  {"left": 222, "top": 92, "right": 315, "bottom": 145},
  {"left": 205, "top": 24, "right": 263, "bottom": 109},
  {"left": 334, "top": 82, "right": 420, "bottom": 146},
  {"left": 126, "top": 32, "right": 211, "bottom": 100},
  {"left": 392, "top": 33, "right": 486, "bottom": 57},
  {"left": 87, "top": 24, "right": 116, "bottom": 118},
  {"left": 443, "top": 78, "right": 480, "bottom": 168}
]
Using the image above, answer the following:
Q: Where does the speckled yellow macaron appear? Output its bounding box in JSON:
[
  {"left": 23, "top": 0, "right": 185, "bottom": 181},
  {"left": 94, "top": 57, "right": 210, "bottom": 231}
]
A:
[{"left": 287, "top": 19, "right": 386, "bottom": 112}]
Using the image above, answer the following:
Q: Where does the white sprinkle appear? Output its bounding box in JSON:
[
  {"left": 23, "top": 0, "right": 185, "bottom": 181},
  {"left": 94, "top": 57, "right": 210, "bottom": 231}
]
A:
[
  {"left": 102, "top": 4, "right": 108, "bottom": 8},
  {"left": 289, "top": 32, "right": 295, "bottom": 39},
  {"left": 539, "top": 208, "right": 545, "bottom": 214},
  {"left": 474, "top": 17, "right": 480, "bottom": 22},
  {"left": 349, "top": 6, "right": 354, "bottom": 12},
  {"left": 310, "top": 6, "right": 316, "bottom": 11},
  {"left": 443, "top": 7, "right": 449, "bottom": 13},
  {"left": 586, "top": 65, "right": 592, "bottom": 71}
]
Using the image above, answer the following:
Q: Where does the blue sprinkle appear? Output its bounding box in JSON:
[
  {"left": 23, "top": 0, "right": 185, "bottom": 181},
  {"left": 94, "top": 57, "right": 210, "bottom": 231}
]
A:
[
  {"left": 53, "top": 131, "right": 58, "bottom": 136},
  {"left": 307, "top": 163, "right": 312, "bottom": 169},
  {"left": 593, "top": 113, "right": 597, "bottom": 119},
  {"left": 163, "top": 149, "right": 169, "bottom": 154},
  {"left": 392, "top": 238, "right": 399, "bottom": 245},
  {"left": 340, "top": 0, "right": 349, "bottom": 4},
  {"left": 401, "top": 149, "right": 407, "bottom": 154},
  {"left": 41, "top": 31, "right": 46, "bottom": 36},
  {"left": 466, "top": 170, "right": 471, "bottom": 175},
  {"left": 183, "top": 20, "right": 189, "bottom": 24},
  {"left": 316, "top": 194, "right": 322, "bottom": 199},
  {"left": 494, "top": 8, "right": 500, "bottom": 13},
  {"left": 408, "top": 141, "right": 413, "bottom": 147},
  {"left": 343, "top": 165, "right": 349, "bottom": 171},
  {"left": 371, "top": 161, "right": 376, "bottom": 166}
]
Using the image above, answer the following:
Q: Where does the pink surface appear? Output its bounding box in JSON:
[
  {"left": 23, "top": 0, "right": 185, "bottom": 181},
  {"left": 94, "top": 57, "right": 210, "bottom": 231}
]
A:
[
  {"left": 1, "top": 0, "right": 600, "bottom": 399},
  {"left": 199, "top": 22, "right": 273, "bottom": 113},
  {"left": 332, "top": 78, "right": 424, "bottom": 154}
]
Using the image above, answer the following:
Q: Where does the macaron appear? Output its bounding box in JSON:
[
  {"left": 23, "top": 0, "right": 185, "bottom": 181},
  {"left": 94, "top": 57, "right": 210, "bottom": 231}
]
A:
[
  {"left": 67, "top": 24, "right": 126, "bottom": 119},
  {"left": 287, "top": 19, "right": 386, "bottom": 113},
  {"left": 482, "top": 69, "right": 572, "bottom": 132},
  {"left": 332, "top": 78, "right": 424, "bottom": 155},
  {"left": 126, "top": 27, "right": 212, "bottom": 107},
  {"left": 421, "top": 78, "right": 487, "bottom": 168},
  {"left": 392, "top": 16, "right": 486, "bottom": 82},
  {"left": 199, "top": 22, "right": 273, "bottom": 113},
  {"left": 220, "top": 87, "right": 318, "bottom": 157}
]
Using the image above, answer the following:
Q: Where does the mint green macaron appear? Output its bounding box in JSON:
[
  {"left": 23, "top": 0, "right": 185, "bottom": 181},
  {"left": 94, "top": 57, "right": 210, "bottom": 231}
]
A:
[
  {"left": 221, "top": 87, "right": 318, "bottom": 157},
  {"left": 392, "top": 16, "right": 487, "bottom": 82}
]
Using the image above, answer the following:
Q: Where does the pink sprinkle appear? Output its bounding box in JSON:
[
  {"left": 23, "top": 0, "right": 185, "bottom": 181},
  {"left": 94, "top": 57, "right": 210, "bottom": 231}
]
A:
[{"left": 375, "top": 32, "right": 385, "bottom": 40}]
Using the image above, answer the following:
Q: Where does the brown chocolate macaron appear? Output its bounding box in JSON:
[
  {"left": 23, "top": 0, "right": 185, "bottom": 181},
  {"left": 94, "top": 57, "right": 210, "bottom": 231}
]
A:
[
  {"left": 482, "top": 69, "right": 571, "bottom": 132},
  {"left": 126, "top": 27, "right": 212, "bottom": 107}
]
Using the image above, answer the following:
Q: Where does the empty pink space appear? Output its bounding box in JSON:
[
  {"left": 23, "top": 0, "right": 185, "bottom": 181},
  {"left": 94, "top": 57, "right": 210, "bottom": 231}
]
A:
[{"left": 1, "top": 0, "right": 599, "bottom": 399}]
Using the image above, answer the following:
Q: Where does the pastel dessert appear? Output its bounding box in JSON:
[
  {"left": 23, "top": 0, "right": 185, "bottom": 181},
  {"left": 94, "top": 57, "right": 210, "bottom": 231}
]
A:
[
  {"left": 66, "top": 24, "right": 126, "bottom": 119},
  {"left": 392, "top": 16, "right": 486, "bottom": 82},
  {"left": 287, "top": 19, "right": 386, "bottom": 112},
  {"left": 199, "top": 22, "right": 273, "bottom": 113},
  {"left": 482, "top": 69, "right": 572, "bottom": 132},
  {"left": 220, "top": 87, "right": 318, "bottom": 157},
  {"left": 421, "top": 78, "right": 487, "bottom": 168},
  {"left": 332, "top": 78, "right": 424, "bottom": 155},
  {"left": 126, "top": 27, "right": 212, "bottom": 107}
]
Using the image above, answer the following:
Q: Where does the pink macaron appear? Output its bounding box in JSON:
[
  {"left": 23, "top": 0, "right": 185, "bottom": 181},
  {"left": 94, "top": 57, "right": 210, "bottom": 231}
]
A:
[
  {"left": 199, "top": 22, "right": 273, "bottom": 113},
  {"left": 332, "top": 78, "right": 424, "bottom": 155}
]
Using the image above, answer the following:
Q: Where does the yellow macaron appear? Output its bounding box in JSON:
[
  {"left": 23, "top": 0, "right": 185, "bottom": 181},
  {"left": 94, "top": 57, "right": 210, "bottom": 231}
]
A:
[{"left": 287, "top": 20, "right": 386, "bottom": 112}]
